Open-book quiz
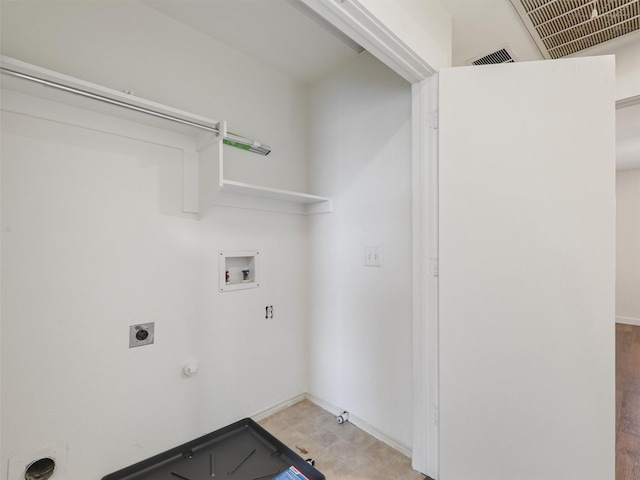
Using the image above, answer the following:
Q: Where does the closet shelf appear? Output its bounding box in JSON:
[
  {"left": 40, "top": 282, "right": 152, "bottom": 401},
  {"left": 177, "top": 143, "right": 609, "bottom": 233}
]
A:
[
  {"left": 222, "top": 180, "right": 331, "bottom": 207},
  {"left": 1, "top": 55, "right": 332, "bottom": 216},
  {"left": 204, "top": 123, "right": 332, "bottom": 215},
  {"left": 204, "top": 151, "right": 332, "bottom": 215}
]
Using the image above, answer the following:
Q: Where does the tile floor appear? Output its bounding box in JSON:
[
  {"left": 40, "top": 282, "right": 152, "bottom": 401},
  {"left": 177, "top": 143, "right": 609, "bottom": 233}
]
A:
[{"left": 259, "top": 399, "right": 427, "bottom": 480}]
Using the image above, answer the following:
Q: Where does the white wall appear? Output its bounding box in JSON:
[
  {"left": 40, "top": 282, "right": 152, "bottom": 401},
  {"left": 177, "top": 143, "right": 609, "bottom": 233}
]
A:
[
  {"left": 616, "top": 168, "right": 640, "bottom": 324},
  {"left": 1, "top": 2, "right": 310, "bottom": 478},
  {"left": 307, "top": 52, "right": 414, "bottom": 449},
  {"left": 574, "top": 31, "right": 640, "bottom": 102},
  {"left": 614, "top": 37, "right": 640, "bottom": 101}
]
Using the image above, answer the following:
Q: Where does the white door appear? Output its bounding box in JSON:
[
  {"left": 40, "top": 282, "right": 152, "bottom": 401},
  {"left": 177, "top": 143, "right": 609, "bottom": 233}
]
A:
[{"left": 438, "top": 56, "right": 616, "bottom": 480}]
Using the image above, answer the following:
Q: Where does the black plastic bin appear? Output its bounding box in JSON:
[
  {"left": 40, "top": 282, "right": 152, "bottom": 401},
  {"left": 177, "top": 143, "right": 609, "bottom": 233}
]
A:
[{"left": 102, "top": 418, "right": 325, "bottom": 480}]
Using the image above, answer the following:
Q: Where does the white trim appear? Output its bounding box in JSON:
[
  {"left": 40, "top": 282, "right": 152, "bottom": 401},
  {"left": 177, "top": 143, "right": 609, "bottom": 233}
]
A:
[
  {"left": 616, "top": 316, "right": 640, "bottom": 326},
  {"left": 411, "top": 77, "right": 439, "bottom": 478},
  {"left": 0, "top": 89, "right": 206, "bottom": 215},
  {"left": 0, "top": 90, "right": 202, "bottom": 151},
  {"left": 300, "top": 0, "right": 434, "bottom": 83},
  {"left": 411, "top": 77, "right": 427, "bottom": 475},
  {"left": 410, "top": 76, "right": 441, "bottom": 479},
  {"left": 424, "top": 75, "right": 440, "bottom": 480},
  {"left": 1, "top": 55, "right": 220, "bottom": 132},
  {"left": 616, "top": 95, "right": 640, "bottom": 109},
  {"left": 250, "top": 393, "right": 307, "bottom": 422},
  {"left": 305, "top": 394, "right": 412, "bottom": 458}
]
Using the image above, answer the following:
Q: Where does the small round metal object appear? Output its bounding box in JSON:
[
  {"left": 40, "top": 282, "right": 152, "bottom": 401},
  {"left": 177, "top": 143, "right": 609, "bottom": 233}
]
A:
[
  {"left": 25, "top": 458, "right": 55, "bottom": 480},
  {"left": 136, "top": 329, "right": 149, "bottom": 341}
]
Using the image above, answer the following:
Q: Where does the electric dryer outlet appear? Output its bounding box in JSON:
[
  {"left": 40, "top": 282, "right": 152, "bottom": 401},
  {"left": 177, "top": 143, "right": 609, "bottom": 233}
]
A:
[{"left": 129, "top": 322, "right": 155, "bottom": 348}]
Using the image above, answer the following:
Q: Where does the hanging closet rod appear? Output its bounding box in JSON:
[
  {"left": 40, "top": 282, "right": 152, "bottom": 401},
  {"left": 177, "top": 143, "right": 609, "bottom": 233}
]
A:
[{"left": 0, "top": 67, "right": 221, "bottom": 135}]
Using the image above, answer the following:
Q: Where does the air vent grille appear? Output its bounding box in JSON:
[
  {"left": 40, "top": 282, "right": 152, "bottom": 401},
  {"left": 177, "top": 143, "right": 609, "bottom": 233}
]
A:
[
  {"left": 513, "top": 0, "right": 640, "bottom": 58},
  {"left": 471, "top": 48, "right": 516, "bottom": 65}
]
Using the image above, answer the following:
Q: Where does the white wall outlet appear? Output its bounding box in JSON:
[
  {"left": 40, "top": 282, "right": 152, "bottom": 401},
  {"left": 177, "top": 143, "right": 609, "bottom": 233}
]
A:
[
  {"left": 129, "top": 322, "right": 154, "bottom": 348},
  {"left": 365, "top": 246, "right": 382, "bottom": 267}
]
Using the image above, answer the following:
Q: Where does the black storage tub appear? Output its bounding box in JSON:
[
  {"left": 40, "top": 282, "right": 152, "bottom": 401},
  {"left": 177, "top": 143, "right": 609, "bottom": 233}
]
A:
[{"left": 102, "top": 418, "right": 325, "bottom": 480}]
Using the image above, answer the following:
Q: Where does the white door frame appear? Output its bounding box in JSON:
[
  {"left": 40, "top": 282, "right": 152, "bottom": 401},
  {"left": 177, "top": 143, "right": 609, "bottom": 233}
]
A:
[
  {"left": 299, "top": 1, "right": 439, "bottom": 477},
  {"left": 411, "top": 75, "right": 439, "bottom": 479}
]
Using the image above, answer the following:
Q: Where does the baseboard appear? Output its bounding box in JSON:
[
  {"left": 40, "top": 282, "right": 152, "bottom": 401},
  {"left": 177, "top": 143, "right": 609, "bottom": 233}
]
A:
[
  {"left": 251, "top": 393, "right": 307, "bottom": 422},
  {"left": 617, "top": 316, "right": 640, "bottom": 326},
  {"left": 304, "top": 393, "right": 412, "bottom": 458}
]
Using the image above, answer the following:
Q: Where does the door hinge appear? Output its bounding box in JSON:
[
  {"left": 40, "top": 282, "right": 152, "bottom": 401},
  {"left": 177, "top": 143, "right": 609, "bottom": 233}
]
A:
[
  {"left": 428, "top": 109, "right": 439, "bottom": 129},
  {"left": 430, "top": 257, "right": 439, "bottom": 277}
]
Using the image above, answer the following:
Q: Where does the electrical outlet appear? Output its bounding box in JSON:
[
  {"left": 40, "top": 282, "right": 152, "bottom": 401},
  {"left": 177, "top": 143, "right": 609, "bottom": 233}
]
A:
[
  {"left": 129, "top": 322, "right": 154, "bottom": 348},
  {"left": 365, "top": 246, "right": 382, "bottom": 267}
]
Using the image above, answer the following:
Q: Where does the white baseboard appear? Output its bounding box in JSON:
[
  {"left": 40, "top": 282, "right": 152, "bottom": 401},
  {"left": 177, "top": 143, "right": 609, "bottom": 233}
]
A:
[
  {"left": 617, "top": 316, "right": 640, "bottom": 326},
  {"left": 305, "top": 393, "right": 412, "bottom": 458},
  {"left": 251, "top": 393, "right": 307, "bottom": 422}
]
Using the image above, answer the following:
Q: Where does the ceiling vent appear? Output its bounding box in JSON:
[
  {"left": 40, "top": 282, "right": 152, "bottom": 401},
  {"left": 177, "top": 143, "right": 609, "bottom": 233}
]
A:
[
  {"left": 467, "top": 47, "right": 517, "bottom": 65},
  {"left": 510, "top": 0, "right": 640, "bottom": 59}
]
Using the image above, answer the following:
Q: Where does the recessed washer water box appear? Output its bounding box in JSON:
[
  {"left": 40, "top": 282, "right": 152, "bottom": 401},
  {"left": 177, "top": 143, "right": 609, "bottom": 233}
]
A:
[
  {"left": 101, "top": 418, "right": 325, "bottom": 480},
  {"left": 220, "top": 250, "right": 260, "bottom": 292}
]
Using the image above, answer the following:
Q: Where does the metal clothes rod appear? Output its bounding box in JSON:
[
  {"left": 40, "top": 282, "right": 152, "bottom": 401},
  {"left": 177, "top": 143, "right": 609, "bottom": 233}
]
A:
[{"left": 0, "top": 67, "right": 220, "bottom": 135}]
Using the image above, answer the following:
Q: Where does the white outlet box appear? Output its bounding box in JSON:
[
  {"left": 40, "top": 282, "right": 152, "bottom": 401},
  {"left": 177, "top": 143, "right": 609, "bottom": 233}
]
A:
[{"left": 365, "top": 246, "right": 382, "bottom": 267}]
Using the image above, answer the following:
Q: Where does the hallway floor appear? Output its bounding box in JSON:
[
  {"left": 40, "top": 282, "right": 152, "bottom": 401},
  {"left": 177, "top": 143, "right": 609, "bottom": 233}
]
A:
[
  {"left": 617, "top": 323, "right": 640, "bottom": 480},
  {"left": 259, "top": 399, "right": 426, "bottom": 480}
]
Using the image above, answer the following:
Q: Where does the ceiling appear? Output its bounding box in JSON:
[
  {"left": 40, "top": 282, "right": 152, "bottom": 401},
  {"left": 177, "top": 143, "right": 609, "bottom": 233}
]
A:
[
  {"left": 141, "top": 0, "right": 639, "bottom": 170},
  {"left": 510, "top": 0, "right": 640, "bottom": 59}
]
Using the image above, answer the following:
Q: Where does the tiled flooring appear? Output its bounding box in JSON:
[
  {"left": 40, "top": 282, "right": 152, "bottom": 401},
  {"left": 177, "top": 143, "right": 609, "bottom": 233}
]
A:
[
  {"left": 616, "top": 323, "right": 640, "bottom": 480},
  {"left": 259, "top": 399, "right": 426, "bottom": 480}
]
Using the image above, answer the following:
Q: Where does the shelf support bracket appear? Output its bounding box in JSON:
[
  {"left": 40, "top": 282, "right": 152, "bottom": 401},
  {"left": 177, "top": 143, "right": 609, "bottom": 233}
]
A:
[{"left": 184, "top": 122, "right": 224, "bottom": 214}]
